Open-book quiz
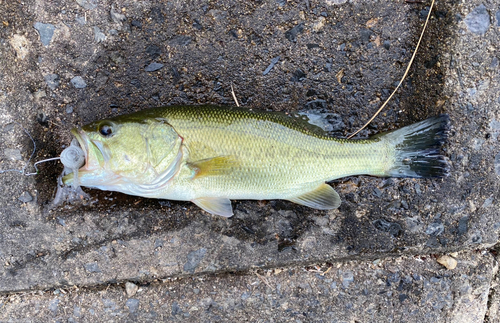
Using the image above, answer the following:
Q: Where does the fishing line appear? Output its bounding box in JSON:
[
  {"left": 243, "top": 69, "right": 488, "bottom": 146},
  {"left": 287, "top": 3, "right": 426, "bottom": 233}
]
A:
[
  {"left": 0, "top": 121, "right": 38, "bottom": 176},
  {"left": 0, "top": 122, "right": 85, "bottom": 177},
  {"left": 347, "top": 0, "right": 435, "bottom": 139}
]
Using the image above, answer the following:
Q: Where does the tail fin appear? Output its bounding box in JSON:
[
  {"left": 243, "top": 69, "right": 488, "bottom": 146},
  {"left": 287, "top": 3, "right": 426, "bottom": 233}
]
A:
[{"left": 381, "top": 115, "right": 449, "bottom": 178}]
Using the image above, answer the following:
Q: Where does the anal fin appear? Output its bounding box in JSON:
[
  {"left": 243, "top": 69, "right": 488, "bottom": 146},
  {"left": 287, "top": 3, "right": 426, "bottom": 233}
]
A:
[
  {"left": 192, "top": 197, "right": 233, "bottom": 217},
  {"left": 288, "top": 183, "right": 341, "bottom": 210}
]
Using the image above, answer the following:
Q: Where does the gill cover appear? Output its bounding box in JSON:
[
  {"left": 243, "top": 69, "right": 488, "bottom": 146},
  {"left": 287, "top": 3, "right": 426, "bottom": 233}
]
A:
[{"left": 64, "top": 118, "right": 183, "bottom": 193}]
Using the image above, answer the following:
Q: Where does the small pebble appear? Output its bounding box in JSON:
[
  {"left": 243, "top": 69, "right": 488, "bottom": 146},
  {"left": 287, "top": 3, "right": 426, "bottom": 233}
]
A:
[
  {"left": 48, "top": 298, "right": 59, "bottom": 314},
  {"left": 110, "top": 6, "right": 126, "bottom": 24},
  {"left": 44, "top": 74, "right": 60, "bottom": 90},
  {"left": 482, "top": 196, "right": 494, "bottom": 208},
  {"left": 71, "top": 76, "right": 87, "bottom": 89},
  {"left": 84, "top": 263, "right": 101, "bottom": 273},
  {"left": 183, "top": 248, "right": 207, "bottom": 273},
  {"left": 494, "top": 152, "right": 500, "bottom": 176},
  {"left": 263, "top": 56, "right": 280, "bottom": 76},
  {"left": 312, "top": 17, "right": 326, "bottom": 32},
  {"left": 56, "top": 217, "right": 66, "bottom": 226},
  {"left": 76, "top": 0, "right": 97, "bottom": 10},
  {"left": 490, "top": 119, "right": 500, "bottom": 140},
  {"left": 285, "top": 23, "right": 304, "bottom": 42},
  {"left": 464, "top": 4, "right": 490, "bottom": 35},
  {"left": 9, "top": 34, "right": 29, "bottom": 59},
  {"left": 73, "top": 306, "right": 81, "bottom": 318},
  {"left": 131, "top": 20, "right": 142, "bottom": 28},
  {"left": 341, "top": 271, "right": 354, "bottom": 288},
  {"left": 491, "top": 57, "right": 499, "bottom": 68},
  {"left": 146, "top": 44, "right": 161, "bottom": 58},
  {"left": 437, "top": 255, "right": 457, "bottom": 270},
  {"left": 34, "top": 22, "right": 55, "bottom": 46},
  {"left": 426, "top": 222, "right": 444, "bottom": 236},
  {"left": 18, "top": 191, "right": 33, "bottom": 203},
  {"left": 169, "top": 35, "right": 192, "bottom": 46},
  {"left": 75, "top": 16, "right": 86, "bottom": 25},
  {"left": 4, "top": 148, "right": 22, "bottom": 161},
  {"left": 125, "top": 282, "right": 139, "bottom": 297},
  {"left": 66, "top": 106, "right": 74, "bottom": 114},
  {"left": 93, "top": 27, "right": 106, "bottom": 42},
  {"left": 34, "top": 90, "right": 46, "bottom": 99},
  {"left": 325, "top": 0, "right": 347, "bottom": 4},
  {"left": 145, "top": 62, "right": 164, "bottom": 72},
  {"left": 125, "top": 299, "right": 139, "bottom": 313}
]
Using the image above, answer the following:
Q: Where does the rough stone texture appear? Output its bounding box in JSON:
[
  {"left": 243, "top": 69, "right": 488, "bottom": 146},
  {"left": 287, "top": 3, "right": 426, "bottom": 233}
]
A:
[
  {"left": 33, "top": 22, "right": 55, "bottom": 47},
  {"left": 0, "top": 251, "right": 496, "bottom": 322},
  {"left": 0, "top": 0, "right": 499, "bottom": 321},
  {"left": 464, "top": 4, "right": 490, "bottom": 35}
]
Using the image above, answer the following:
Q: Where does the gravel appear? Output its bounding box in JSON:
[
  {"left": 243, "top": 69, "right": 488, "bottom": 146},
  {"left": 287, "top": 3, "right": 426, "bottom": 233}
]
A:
[
  {"left": 70, "top": 76, "right": 87, "bottom": 89},
  {"left": 44, "top": 74, "right": 60, "bottom": 90},
  {"left": 110, "top": 6, "right": 126, "bottom": 24},
  {"left": 464, "top": 4, "right": 490, "bottom": 35},
  {"left": 33, "top": 22, "right": 55, "bottom": 46},
  {"left": 3, "top": 148, "right": 22, "bottom": 161},
  {"left": 262, "top": 56, "right": 280, "bottom": 76},
  {"left": 76, "top": 0, "right": 97, "bottom": 10},
  {"left": 437, "top": 255, "right": 458, "bottom": 270},
  {"left": 84, "top": 263, "right": 101, "bottom": 273},
  {"left": 1, "top": 252, "right": 495, "bottom": 322},
  {"left": 495, "top": 152, "right": 500, "bottom": 175},
  {"left": 93, "top": 27, "right": 106, "bottom": 42},
  {"left": 125, "top": 282, "right": 138, "bottom": 297},
  {"left": 426, "top": 222, "right": 445, "bottom": 236},
  {"left": 183, "top": 248, "right": 207, "bottom": 273},
  {"left": 325, "top": 0, "right": 348, "bottom": 5},
  {"left": 125, "top": 299, "right": 139, "bottom": 313},
  {"left": 18, "top": 192, "right": 33, "bottom": 203},
  {"left": 145, "top": 62, "right": 164, "bottom": 72},
  {"left": 284, "top": 23, "right": 304, "bottom": 42}
]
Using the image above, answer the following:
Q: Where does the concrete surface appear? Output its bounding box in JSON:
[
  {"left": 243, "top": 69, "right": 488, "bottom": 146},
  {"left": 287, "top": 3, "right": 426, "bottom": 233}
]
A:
[
  {"left": 0, "top": 251, "right": 497, "bottom": 322},
  {"left": 0, "top": 0, "right": 499, "bottom": 321}
]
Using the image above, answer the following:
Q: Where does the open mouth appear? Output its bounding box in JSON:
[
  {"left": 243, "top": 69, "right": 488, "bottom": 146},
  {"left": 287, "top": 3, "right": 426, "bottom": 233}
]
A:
[
  {"left": 60, "top": 129, "right": 87, "bottom": 186},
  {"left": 70, "top": 128, "right": 89, "bottom": 165}
]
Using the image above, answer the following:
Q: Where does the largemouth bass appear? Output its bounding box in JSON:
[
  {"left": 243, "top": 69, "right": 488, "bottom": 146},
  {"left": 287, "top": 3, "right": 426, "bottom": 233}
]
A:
[{"left": 63, "top": 105, "right": 448, "bottom": 216}]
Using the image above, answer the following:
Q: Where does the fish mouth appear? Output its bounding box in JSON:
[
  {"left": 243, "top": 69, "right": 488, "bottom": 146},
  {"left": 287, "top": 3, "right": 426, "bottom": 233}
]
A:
[
  {"left": 71, "top": 127, "right": 111, "bottom": 166},
  {"left": 64, "top": 128, "right": 108, "bottom": 186},
  {"left": 70, "top": 127, "right": 89, "bottom": 166}
]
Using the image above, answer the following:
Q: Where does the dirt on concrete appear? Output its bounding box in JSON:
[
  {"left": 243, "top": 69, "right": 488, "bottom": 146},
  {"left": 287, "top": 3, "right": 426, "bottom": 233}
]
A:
[{"left": 0, "top": 0, "right": 499, "bottom": 321}]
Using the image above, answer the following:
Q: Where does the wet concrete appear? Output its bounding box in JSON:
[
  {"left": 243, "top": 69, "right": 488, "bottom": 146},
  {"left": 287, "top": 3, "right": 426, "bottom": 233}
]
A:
[{"left": 0, "top": 0, "right": 499, "bottom": 321}]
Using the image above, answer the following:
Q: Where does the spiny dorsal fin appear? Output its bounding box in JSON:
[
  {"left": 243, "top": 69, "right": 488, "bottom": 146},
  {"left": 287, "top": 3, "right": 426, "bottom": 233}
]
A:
[
  {"left": 288, "top": 183, "right": 341, "bottom": 210},
  {"left": 192, "top": 197, "right": 233, "bottom": 217},
  {"left": 188, "top": 156, "right": 239, "bottom": 179}
]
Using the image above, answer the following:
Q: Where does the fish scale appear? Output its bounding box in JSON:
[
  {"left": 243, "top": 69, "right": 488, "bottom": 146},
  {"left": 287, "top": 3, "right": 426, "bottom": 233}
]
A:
[{"left": 161, "top": 106, "right": 384, "bottom": 186}]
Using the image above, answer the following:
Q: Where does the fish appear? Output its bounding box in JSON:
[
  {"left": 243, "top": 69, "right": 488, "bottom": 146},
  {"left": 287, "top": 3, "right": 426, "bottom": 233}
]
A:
[{"left": 63, "top": 105, "right": 449, "bottom": 216}]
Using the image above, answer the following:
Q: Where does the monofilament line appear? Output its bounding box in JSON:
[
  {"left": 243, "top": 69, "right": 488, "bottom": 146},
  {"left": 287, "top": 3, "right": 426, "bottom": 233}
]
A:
[
  {"left": 347, "top": 0, "right": 435, "bottom": 139},
  {"left": 0, "top": 122, "right": 66, "bottom": 176},
  {"left": 0, "top": 122, "right": 38, "bottom": 176}
]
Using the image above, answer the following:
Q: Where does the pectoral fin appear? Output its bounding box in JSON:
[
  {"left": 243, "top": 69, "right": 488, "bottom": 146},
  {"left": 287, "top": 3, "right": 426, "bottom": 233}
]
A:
[
  {"left": 188, "top": 156, "right": 239, "bottom": 179},
  {"left": 288, "top": 183, "right": 341, "bottom": 210},
  {"left": 192, "top": 197, "right": 233, "bottom": 217}
]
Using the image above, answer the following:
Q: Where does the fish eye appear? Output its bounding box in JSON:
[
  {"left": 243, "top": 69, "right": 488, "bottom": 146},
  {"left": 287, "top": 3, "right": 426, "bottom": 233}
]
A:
[{"left": 98, "top": 122, "right": 114, "bottom": 137}]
